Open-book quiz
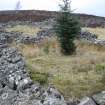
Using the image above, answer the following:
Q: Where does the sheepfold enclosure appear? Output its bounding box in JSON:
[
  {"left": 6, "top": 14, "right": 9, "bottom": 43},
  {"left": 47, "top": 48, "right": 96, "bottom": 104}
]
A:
[{"left": 6, "top": 24, "right": 105, "bottom": 99}]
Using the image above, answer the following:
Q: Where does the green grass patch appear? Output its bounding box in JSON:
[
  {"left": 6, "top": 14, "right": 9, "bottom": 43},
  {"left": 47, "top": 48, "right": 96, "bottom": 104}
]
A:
[
  {"left": 95, "top": 64, "right": 105, "bottom": 74},
  {"left": 27, "top": 63, "right": 49, "bottom": 85},
  {"left": 29, "top": 71, "right": 48, "bottom": 85}
]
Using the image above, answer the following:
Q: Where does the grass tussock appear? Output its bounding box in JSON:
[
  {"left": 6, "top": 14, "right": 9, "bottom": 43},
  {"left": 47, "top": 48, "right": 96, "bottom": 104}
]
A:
[
  {"left": 27, "top": 64, "right": 49, "bottom": 85},
  {"left": 6, "top": 25, "right": 41, "bottom": 35}
]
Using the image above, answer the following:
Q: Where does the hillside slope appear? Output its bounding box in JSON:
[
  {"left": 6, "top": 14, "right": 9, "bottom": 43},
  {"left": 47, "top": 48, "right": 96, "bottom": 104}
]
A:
[{"left": 0, "top": 10, "right": 105, "bottom": 27}]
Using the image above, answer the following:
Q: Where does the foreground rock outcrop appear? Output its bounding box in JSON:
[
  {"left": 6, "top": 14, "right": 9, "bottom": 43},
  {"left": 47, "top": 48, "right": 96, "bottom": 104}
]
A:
[{"left": 0, "top": 43, "right": 66, "bottom": 105}]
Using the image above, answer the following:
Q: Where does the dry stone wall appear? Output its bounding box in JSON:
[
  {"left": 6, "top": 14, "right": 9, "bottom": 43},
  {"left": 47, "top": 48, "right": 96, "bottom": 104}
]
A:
[{"left": 0, "top": 43, "right": 67, "bottom": 105}]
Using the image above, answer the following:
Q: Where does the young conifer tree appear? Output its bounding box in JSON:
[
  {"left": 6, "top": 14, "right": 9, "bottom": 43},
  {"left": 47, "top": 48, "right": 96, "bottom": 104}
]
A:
[{"left": 54, "top": 0, "right": 80, "bottom": 55}]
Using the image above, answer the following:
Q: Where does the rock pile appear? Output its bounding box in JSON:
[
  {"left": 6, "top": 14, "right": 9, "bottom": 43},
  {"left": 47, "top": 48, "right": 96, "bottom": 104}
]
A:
[
  {"left": 17, "top": 29, "right": 54, "bottom": 44},
  {"left": 0, "top": 30, "right": 22, "bottom": 44},
  {"left": 80, "top": 31, "right": 98, "bottom": 41},
  {"left": 0, "top": 28, "right": 54, "bottom": 44},
  {"left": 80, "top": 30, "right": 105, "bottom": 46},
  {"left": 0, "top": 43, "right": 66, "bottom": 105}
]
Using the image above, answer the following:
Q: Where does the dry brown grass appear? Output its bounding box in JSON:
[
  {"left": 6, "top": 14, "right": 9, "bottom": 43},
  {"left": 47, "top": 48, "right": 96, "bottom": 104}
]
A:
[
  {"left": 6, "top": 25, "right": 41, "bottom": 35},
  {"left": 15, "top": 37, "right": 60, "bottom": 58}
]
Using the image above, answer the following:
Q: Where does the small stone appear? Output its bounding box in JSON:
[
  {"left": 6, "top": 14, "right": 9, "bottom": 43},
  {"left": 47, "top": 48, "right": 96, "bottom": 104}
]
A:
[
  {"left": 78, "top": 97, "right": 96, "bottom": 105},
  {"left": 17, "top": 77, "right": 33, "bottom": 92}
]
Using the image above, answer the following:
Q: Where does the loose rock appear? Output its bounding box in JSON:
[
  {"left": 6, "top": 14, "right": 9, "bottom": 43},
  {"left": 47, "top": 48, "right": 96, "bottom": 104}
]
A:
[{"left": 78, "top": 97, "right": 96, "bottom": 105}]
